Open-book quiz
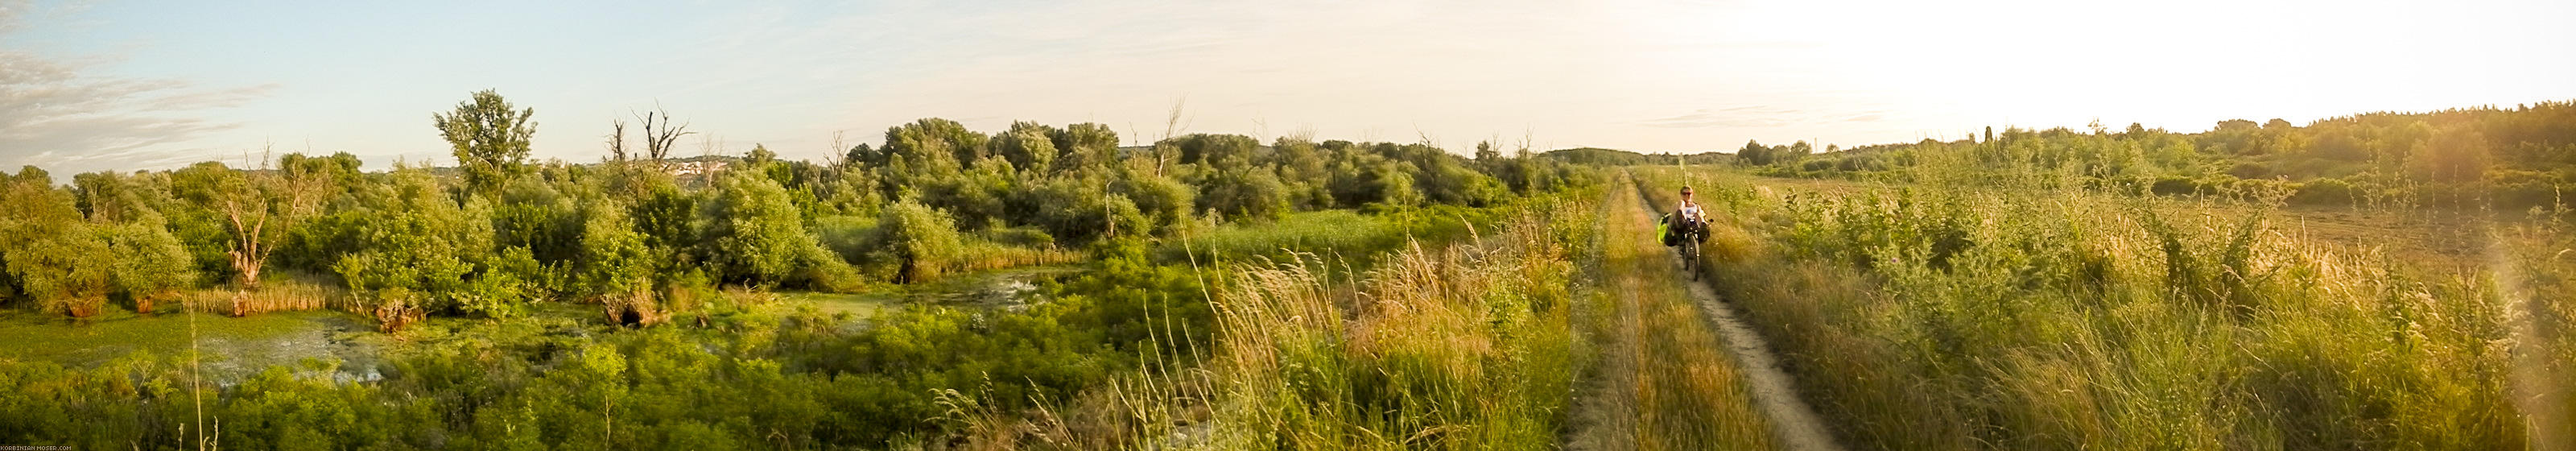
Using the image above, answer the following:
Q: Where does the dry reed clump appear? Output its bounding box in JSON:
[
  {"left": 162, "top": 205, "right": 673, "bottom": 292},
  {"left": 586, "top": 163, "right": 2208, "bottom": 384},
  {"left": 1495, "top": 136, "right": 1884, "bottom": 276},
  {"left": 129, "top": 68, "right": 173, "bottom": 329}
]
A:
[
  {"left": 370, "top": 289, "right": 425, "bottom": 333},
  {"left": 179, "top": 277, "right": 341, "bottom": 317},
  {"left": 601, "top": 286, "right": 669, "bottom": 327},
  {"left": 128, "top": 289, "right": 180, "bottom": 316},
  {"left": 60, "top": 296, "right": 106, "bottom": 318},
  {"left": 944, "top": 243, "right": 1088, "bottom": 275}
]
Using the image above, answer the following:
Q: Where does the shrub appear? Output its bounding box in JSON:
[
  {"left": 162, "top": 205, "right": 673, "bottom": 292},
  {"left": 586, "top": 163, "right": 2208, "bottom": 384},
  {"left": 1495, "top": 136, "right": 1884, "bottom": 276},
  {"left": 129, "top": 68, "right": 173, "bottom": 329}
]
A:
[
  {"left": 702, "top": 172, "right": 816, "bottom": 286},
  {"left": 2288, "top": 177, "right": 2358, "bottom": 206},
  {"left": 105, "top": 217, "right": 199, "bottom": 313},
  {"left": 870, "top": 200, "right": 964, "bottom": 283}
]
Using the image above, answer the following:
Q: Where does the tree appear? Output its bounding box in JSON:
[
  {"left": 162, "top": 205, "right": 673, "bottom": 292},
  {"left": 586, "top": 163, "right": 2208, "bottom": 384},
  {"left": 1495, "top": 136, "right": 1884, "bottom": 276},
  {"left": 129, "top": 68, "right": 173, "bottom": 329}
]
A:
[
  {"left": 0, "top": 168, "right": 114, "bottom": 317},
  {"left": 992, "top": 122, "right": 1061, "bottom": 173},
  {"left": 700, "top": 171, "right": 836, "bottom": 287},
  {"left": 63, "top": 171, "right": 201, "bottom": 314},
  {"left": 436, "top": 89, "right": 537, "bottom": 195},
  {"left": 1170, "top": 134, "right": 1257, "bottom": 168},
  {"left": 1737, "top": 139, "right": 1774, "bottom": 165},
  {"left": 1048, "top": 123, "right": 1120, "bottom": 174},
  {"left": 10, "top": 225, "right": 113, "bottom": 317},
  {"left": 1195, "top": 165, "right": 1292, "bottom": 221},
  {"left": 577, "top": 202, "right": 663, "bottom": 325},
  {"left": 882, "top": 118, "right": 989, "bottom": 172},
  {"left": 167, "top": 155, "right": 327, "bottom": 299},
  {"left": 335, "top": 168, "right": 489, "bottom": 319},
  {"left": 106, "top": 213, "right": 198, "bottom": 314},
  {"left": 609, "top": 106, "right": 693, "bottom": 166},
  {"left": 1111, "top": 171, "right": 1196, "bottom": 234}
]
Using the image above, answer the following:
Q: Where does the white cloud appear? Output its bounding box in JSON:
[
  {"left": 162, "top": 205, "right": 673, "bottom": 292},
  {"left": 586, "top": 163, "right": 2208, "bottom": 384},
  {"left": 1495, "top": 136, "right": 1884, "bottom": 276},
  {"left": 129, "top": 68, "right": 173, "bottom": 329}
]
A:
[{"left": 0, "top": 1, "right": 274, "bottom": 178}]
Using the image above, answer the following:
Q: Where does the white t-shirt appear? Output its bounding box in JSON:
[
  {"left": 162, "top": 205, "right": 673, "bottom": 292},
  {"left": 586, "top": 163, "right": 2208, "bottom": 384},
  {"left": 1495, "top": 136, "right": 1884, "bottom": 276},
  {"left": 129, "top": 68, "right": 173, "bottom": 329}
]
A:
[{"left": 1677, "top": 201, "right": 1704, "bottom": 224}]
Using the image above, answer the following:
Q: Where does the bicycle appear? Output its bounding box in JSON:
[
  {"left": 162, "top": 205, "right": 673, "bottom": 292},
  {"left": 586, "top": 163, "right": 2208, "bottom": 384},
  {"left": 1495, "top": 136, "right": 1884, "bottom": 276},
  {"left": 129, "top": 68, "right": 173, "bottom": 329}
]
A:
[{"left": 1676, "top": 221, "right": 1704, "bottom": 280}]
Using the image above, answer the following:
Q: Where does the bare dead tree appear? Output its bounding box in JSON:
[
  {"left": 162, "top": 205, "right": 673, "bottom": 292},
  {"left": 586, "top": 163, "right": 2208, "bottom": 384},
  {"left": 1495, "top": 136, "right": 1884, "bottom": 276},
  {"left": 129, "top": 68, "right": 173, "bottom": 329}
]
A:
[
  {"left": 606, "top": 118, "right": 630, "bottom": 161},
  {"left": 221, "top": 143, "right": 324, "bottom": 313},
  {"left": 634, "top": 105, "right": 694, "bottom": 166},
  {"left": 828, "top": 130, "right": 848, "bottom": 167},
  {"left": 1156, "top": 97, "right": 1189, "bottom": 176},
  {"left": 1518, "top": 128, "right": 1536, "bottom": 157}
]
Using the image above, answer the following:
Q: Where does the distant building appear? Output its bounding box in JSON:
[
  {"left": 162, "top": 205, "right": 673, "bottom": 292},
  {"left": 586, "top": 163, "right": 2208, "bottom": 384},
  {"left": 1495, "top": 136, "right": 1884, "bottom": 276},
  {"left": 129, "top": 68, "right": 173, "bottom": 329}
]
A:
[{"left": 671, "top": 159, "right": 729, "bottom": 177}]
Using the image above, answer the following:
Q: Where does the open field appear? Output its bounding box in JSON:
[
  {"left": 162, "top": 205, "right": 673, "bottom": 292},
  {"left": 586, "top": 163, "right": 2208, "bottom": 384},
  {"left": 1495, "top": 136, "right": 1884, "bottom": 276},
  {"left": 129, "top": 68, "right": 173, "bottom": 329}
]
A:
[{"left": 1719, "top": 172, "right": 2495, "bottom": 272}]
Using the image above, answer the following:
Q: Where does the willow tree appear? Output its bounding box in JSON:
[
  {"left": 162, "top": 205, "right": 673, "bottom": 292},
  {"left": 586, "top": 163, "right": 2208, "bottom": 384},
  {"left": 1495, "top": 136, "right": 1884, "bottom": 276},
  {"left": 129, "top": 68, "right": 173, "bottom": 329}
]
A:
[
  {"left": 169, "top": 155, "right": 326, "bottom": 301},
  {"left": 0, "top": 167, "right": 114, "bottom": 317}
]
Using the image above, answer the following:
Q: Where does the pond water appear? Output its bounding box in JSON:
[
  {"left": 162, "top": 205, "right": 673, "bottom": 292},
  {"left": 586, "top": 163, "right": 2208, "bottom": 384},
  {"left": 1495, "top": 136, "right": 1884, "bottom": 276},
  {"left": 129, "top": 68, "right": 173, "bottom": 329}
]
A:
[
  {"left": 0, "top": 308, "right": 378, "bottom": 381},
  {"left": 778, "top": 264, "right": 1081, "bottom": 317}
]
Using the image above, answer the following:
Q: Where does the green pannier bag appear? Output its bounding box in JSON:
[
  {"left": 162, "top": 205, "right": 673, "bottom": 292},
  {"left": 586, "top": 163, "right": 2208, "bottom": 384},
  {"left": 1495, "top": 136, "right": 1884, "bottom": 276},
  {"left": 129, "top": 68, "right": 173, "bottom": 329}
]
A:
[{"left": 1657, "top": 213, "right": 1679, "bottom": 246}]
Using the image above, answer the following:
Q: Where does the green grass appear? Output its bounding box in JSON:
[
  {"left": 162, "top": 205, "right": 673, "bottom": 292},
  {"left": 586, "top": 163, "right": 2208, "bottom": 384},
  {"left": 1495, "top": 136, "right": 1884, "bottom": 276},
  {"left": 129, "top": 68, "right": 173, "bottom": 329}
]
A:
[
  {"left": 1167, "top": 209, "right": 1402, "bottom": 265},
  {"left": 0, "top": 308, "right": 366, "bottom": 378},
  {"left": 1165, "top": 205, "right": 1520, "bottom": 282}
]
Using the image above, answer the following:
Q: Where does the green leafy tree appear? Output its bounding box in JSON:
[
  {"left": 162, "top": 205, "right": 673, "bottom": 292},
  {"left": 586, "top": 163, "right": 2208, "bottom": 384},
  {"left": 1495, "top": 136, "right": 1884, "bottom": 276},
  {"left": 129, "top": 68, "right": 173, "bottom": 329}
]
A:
[
  {"left": 992, "top": 121, "right": 1062, "bottom": 173},
  {"left": 577, "top": 202, "right": 656, "bottom": 300},
  {"left": 700, "top": 172, "right": 838, "bottom": 288},
  {"left": 1112, "top": 171, "right": 1196, "bottom": 234},
  {"left": 64, "top": 171, "right": 202, "bottom": 313},
  {"left": 1048, "top": 122, "right": 1120, "bottom": 174},
  {"left": 106, "top": 214, "right": 198, "bottom": 314},
  {"left": 167, "top": 157, "right": 328, "bottom": 294},
  {"left": 435, "top": 89, "right": 537, "bottom": 195},
  {"left": 335, "top": 168, "right": 490, "bottom": 317},
  {"left": 881, "top": 118, "right": 989, "bottom": 174},
  {"left": 0, "top": 168, "right": 115, "bottom": 317},
  {"left": 1170, "top": 133, "right": 1258, "bottom": 167},
  {"left": 1195, "top": 165, "right": 1293, "bottom": 221}
]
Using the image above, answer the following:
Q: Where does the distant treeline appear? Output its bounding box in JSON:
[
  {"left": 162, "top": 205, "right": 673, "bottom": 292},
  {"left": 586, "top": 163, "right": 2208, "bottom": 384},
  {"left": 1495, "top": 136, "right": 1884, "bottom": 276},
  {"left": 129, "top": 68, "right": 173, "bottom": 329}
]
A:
[
  {"left": 1537, "top": 147, "right": 1731, "bottom": 166},
  {"left": 0, "top": 89, "right": 1591, "bottom": 324},
  {"left": 1735, "top": 101, "right": 2576, "bottom": 209}
]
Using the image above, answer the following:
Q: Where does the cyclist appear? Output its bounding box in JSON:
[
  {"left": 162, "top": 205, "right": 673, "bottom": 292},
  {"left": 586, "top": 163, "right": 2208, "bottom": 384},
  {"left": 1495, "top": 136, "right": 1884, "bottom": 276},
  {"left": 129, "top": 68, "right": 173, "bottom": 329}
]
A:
[
  {"left": 1675, "top": 186, "right": 1707, "bottom": 242},
  {"left": 1670, "top": 186, "right": 1711, "bottom": 278}
]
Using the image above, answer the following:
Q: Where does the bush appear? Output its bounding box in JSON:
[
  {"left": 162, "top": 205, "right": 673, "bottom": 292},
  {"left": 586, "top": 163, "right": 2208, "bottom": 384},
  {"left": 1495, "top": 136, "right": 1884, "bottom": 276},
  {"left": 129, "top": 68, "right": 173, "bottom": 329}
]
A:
[
  {"left": 2288, "top": 177, "right": 2358, "bottom": 206},
  {"left": 870, "top": 200, "right": 964, "bottom": 283},
  {"left": 2486, "top": 169, "right": 2569, "bottom": 211},
  {"left": 106, "top": 217, "right": 200, "bottom": 313},
  {"left": 810, "top": 215, "right": 879, "bottom": 265},
  {"left": 2149, "top": 176, "right": 2198, "bottom": 196}
]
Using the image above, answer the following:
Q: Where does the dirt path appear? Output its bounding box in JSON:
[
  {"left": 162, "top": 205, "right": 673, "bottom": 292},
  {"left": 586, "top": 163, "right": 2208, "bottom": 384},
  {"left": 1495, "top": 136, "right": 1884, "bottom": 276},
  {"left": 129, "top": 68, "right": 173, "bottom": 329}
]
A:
[
  {"left": 1626, "top": 176, "right": 1846, "bottom": 451},
  {"left": 1672, "top": 260, "right": 1844, "bottom": 451},
  {"left": 1564, "top": 178, "right": 1843, "bottom": 450}
]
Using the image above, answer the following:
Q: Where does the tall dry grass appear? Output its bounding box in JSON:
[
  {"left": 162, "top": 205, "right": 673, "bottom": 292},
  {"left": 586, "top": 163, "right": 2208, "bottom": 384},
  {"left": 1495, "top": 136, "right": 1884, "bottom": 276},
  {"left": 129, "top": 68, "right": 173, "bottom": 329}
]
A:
[
  {"left": 177, "top": 274, "right": 344, "bottom": 317},
  {"left": 946, "top": 241, "right": 1088, "bottom": 275},
  {"left": 1181, "top": 198, "right": 1591, "bottom": 449},
  {"left": 1642, "top": 165, "right": 2558, "bottom": 449}
]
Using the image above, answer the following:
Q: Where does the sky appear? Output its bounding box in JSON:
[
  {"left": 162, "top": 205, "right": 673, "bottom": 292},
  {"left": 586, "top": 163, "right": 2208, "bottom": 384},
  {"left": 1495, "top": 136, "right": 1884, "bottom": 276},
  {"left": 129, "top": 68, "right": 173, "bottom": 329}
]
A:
[{"left": 2, "top": 0, "right": 2571, "bottom": 176}]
